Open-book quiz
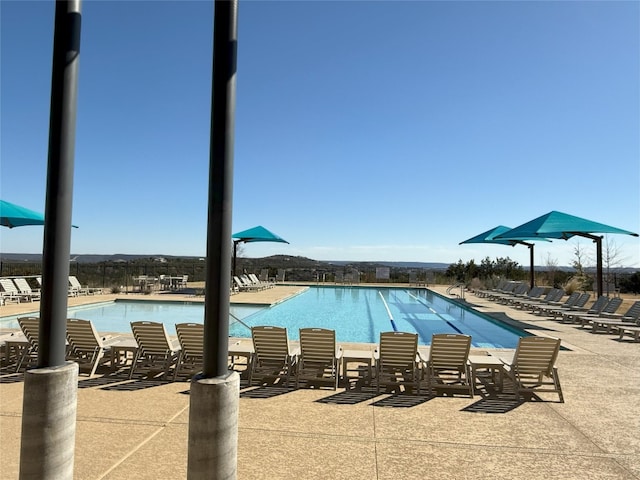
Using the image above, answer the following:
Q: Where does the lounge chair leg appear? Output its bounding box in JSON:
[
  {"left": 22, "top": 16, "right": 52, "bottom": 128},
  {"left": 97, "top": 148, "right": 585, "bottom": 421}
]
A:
[
  {"left": 553, "top": 368, "right": 564, "bottom": 403},
  {"left": 173, "top": 352, "right": 183, "bottom": 381},
  {"left": 247, "top": 363, "right": 254, "bottom": 387},
  {"left": 129, "top": 351, "right": 140, "bottom": 380},
  {"left": 89, "top": 357, "right": 100, "bottom": 377}
]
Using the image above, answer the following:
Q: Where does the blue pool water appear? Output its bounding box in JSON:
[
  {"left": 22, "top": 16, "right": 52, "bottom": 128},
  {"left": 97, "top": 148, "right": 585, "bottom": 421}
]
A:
[{"left": 0, "top": 287, "right": 527, "bottom": 348}]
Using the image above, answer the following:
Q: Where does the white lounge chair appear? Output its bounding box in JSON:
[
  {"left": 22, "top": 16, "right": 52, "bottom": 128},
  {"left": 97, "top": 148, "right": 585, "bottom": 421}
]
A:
[
  {"left": 295, "top": 328, "right": 342, "bottom": 390},
  {"left": 13, "top": 278, "right": 40, "bottom": 301},
  {"left": 173, "top": 323, "right": 245, "bottom": 379},
  {"left": 422, "top": 333, "right": 473, "bottom": 398},
  {"left": 0, "top": 278, "right": 21, "bottom": 304},
  {"left": 249, "top": 326, "right": 297, "bottom": 387},
  {"left": 242, "top": 274, "right": 265, "bottom": 290},
  {"left": 174, "top": 322, "right": 204, "bottom": 380},
  {"left": 499, "top": 336, "right": 563, "bottom": 402},
  {"left": 129, "top": 321, "right": 180, "bottom": 379},
  {"left": 69, "top": 275, "right": 101, "bottom": 295},
  {"left": 16, "top": 316, "right": 40, "bottom": 371},
  {"left": 66, "top": 318, "right": 114, "bottom": 376},
  {"left": 233, "top": 276, "right": 260, "bottom": 292},
  {"left": 249, "top": 273, "right": 273, "bottom": 289},
  {"left": 0, "top": 278, "right": 37, "bottom": 303},
  {"left": 374, "top": 331, "right": 420, "bottom": 394}
]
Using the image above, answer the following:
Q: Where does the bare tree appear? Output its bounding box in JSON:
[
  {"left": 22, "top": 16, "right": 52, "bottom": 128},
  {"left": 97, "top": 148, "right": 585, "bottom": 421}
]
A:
[
  {"left": 602, "top": 235, "right": 627, "bottom": 287},
  {"left": 572, "top": 240, "right": 588, "bottom": 275},
  {"left": 544, "top": 252, "right": 558, "bottom": 287},
  {"left": 571, "top": 240, "right": 594, "bottom": 291}
]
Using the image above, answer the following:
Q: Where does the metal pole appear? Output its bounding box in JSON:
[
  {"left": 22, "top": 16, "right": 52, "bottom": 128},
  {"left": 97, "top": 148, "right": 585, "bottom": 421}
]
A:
[
  {"left": 20, "top": 2, "right": 81, "bottom": 478},
  {"left": 188, "top": 3, "right": 240, "bottom": 477},
  {"left": 528, "top": 243, "right": 534, "bottom": 289},
  {"left": 233, "top": 240, "right": 238, "bottom": 278},
  {"left": 38, "top": 0, "right": 82, "bottom": 368},
  {"left": 576, "top": 233, "right": 604, "bottom": 298},
  {"left": 595, "top": 237, "right": 603, "bottom": 298},
  {"left": 203, "top": 0, "right": 238, "bottom": 377}
]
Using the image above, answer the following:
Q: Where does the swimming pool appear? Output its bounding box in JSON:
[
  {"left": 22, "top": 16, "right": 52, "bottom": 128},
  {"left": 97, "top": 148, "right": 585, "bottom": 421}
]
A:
[{"left": 0, "top": 287, "right": 527, "bottom": 348}]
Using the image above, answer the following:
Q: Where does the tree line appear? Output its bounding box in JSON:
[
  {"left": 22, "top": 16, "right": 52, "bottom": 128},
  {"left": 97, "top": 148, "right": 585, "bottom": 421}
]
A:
[{"left": 2, "top": 254, "right": 638, "bottom": 294}]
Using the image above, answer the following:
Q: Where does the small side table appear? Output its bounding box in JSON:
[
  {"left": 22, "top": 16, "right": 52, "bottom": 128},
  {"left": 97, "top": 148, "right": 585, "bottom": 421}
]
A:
[
  {"left": 341, "top": 349, "right": 374, "bottom": 390},
  {"left": 468, "top": 355, "right": 504, "bottom": 391},
  {"left": 4, "top": 338, "right": 29, "bottom": 370},
  {"left": 109, "top": 339, "right": 138, "bottom": 372},
  {"left": 228, "top": 342, "right": 254, "bottom": 373}
]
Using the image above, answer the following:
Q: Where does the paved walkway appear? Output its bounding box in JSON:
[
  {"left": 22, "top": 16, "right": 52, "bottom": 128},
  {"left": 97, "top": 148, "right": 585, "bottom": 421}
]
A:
[{"left": 1, "top": 285, "right": 639, "bottom": 479}]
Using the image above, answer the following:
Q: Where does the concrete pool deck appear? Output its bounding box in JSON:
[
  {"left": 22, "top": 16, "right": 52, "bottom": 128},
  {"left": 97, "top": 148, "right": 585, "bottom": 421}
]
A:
[{"left": 1, "top": 285, "right": 639, "bottom": 479}]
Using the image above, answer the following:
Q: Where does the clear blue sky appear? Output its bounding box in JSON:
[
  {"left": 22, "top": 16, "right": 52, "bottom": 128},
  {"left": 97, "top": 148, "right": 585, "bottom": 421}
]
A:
[{"left": 2, "top": 1, "right": 639, "bottom": 268}]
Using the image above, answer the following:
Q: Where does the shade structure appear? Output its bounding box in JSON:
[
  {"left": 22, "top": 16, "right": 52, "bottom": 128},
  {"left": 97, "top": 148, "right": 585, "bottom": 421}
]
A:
[
  {"left": 231, "top": 225, "right": 289, "bottom": 276},
  {"left": 0, "top": 200, "right": 45, "bottom": 228},
  {"left": 460, "top": 225, "right": 524, "bottom": 246},
  {"left": 0, "top": 199, "right": 78, "bottom": 230},
  {"left": 495, "top": 211, "right": 638, "bottom": 297},
  {"left": 493, "top": 211, "right": 637, "bottom": 241},
  {"left": 460, "top": 225, "right": 550, "bottom": 288}
]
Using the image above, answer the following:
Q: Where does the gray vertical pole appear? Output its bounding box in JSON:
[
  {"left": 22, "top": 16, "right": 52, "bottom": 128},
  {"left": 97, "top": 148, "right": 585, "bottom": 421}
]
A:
[
  {"left": 233, "top": 240, "right": 238, "bottom": 278},
  {"left": 203, "top": 0, "right": 237, "bottom": 378},
  {"left": 595, "top": 237, "right": 603, "bottom": 298},
  {"left": 20, "top": 2, "right": 81, "bottom": 479},
  {"left": 39, "top": 0, "right": 82, "bottom": 367},
  {"left": 578, "top": 233, "right": 604, "bottom": 298},
  {"left": 528, "top": 244, "right": 534, "bottom": 289},
  {"left": 188, "top": 1, "right": 240, "bottom": 478}
]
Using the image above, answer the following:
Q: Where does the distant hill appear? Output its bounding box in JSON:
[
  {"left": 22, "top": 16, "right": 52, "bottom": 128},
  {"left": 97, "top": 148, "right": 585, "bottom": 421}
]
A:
[
  {"left": 0, "top": 253, "right": 202, "bottom": 264},
  {"left": 0, "top": 252, "right": 450, "bottom": 269},
  {"left": 327, "top": 260, "right": 451, "bottom": 270},
  {"left": 0, "top": 252, "right": 636, "bottom": 273}
]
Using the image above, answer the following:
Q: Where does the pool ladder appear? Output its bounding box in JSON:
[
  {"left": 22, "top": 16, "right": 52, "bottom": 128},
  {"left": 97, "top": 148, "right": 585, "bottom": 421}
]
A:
[{"left": 446, "top": 282, "right": 466, "bottom": 299}]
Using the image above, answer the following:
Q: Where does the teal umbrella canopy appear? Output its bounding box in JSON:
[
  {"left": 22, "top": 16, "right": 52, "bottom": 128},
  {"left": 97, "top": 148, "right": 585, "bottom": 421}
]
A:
[
  {"left": 460, "top": 225, "right": 550, "bottom": 288},
  {"left": 0, "top": 199, "right": 45, "bottom": 228},
  {"left": 460, "top": 226, "right": 516, "bottom": 245},
  {"left": 232, "top": 225, "right": 289, "bottom": 244},
  {"left": 232, "top": 226, "right": 288, "bottom": 276},
  {"left": 0, "top": 199, "right": 78, "bottom": 229},
  {"left": 494, "top": 211, "right": 638, "bottom": 241},
  {"left": 460, "top": 225, "right": 551, "bottom": 246},
  {"left": 494, "top": 211, "right": 638, "bottom": 297}
]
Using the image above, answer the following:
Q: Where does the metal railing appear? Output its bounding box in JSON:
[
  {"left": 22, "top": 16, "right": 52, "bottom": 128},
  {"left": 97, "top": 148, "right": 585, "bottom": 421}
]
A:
[{"left": 446, "top": 282, "right": 466, "bottom": 299}]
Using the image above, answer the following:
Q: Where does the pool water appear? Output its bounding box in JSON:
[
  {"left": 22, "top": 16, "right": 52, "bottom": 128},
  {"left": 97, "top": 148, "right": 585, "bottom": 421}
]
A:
[
  {"left": 230, "top": 287, "right": 525, "bottom": 348},
  {"left": 1, "top": 287, "right": 526, "bottom": 348}
]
